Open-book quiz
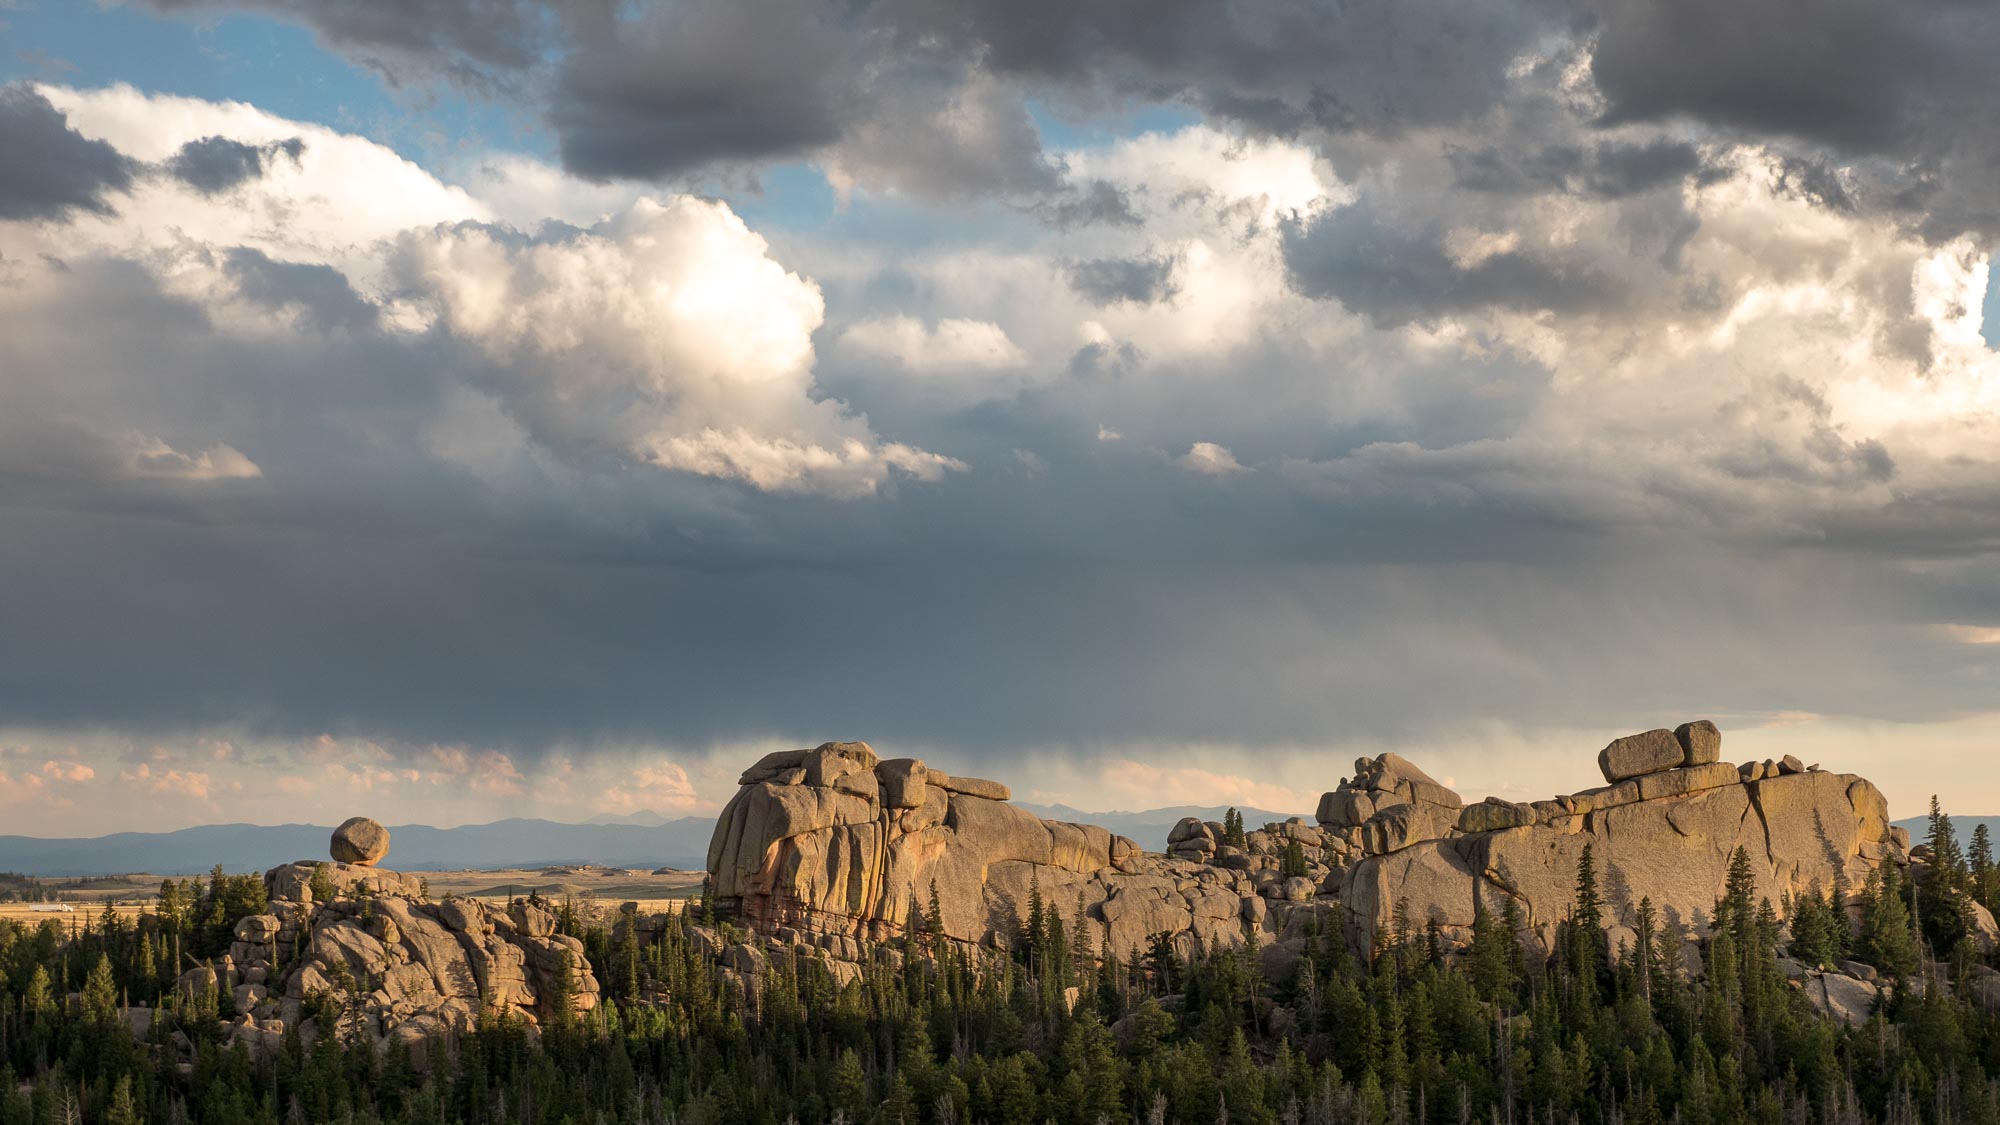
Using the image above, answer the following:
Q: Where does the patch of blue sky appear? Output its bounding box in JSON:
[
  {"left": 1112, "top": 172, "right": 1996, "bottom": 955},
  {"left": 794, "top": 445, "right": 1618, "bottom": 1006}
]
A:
[
  {"left": 1030, "top": 99, "right": 1204, "bottom": 152},
  {"left": 1984, "top": 256, "right": 1998, "bottom": 349},
  {"left": 1, "top": 1, "right": 546, "bottom": 171}
]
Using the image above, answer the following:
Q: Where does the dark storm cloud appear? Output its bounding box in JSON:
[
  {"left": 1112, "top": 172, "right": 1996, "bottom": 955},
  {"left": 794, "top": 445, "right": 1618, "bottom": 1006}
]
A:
[
  {"left": 550, "top": 0, "right": 854, "bottom": 181},
  {"left": 877, "top": 0, "right": 1562, "bottom": 136},
  {"left": 224, "top": 247, "right": 379, "bottom": 332},
  {"left": 1772, "top": 157, "right": 1858, "bottom": 214},
  {"left": 139, "top": 0, "right": 1559, "bottom": 197},
  {"left": 1587, "top": 0, "right": 1997, "bottom": 157},
  {"left": 1036, "top": 180, "right": 1143, "bottom": 230},
  {"left": 167, "top": 136, "right": 305, "bottom": 195},
  {"left": 3, "top": 244, "right": 1999, "bottom": 779},
  {"left": 0, "top": 85, "right": 135, "bottom": 220},
  {"left": 1281, "top": 201, "right": 1622, "bottom": 326},
  {"left": 139, "top": 0, "right": 600, "bottom": 93},
  {"left": 1450, "top": 139, "right": 1705, "bottom": 199},
  {"left": 132, "top": 0, "right": 2000, "bottom": 244},
  {"left": 1064, "top": 252, "right": 1178, "bottom": 306}
]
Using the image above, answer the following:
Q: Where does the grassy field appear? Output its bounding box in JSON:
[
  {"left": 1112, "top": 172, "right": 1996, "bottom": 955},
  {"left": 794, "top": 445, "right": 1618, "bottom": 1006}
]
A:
[{"left": 0, "top": 864, "right": 705, "bottom": 923}]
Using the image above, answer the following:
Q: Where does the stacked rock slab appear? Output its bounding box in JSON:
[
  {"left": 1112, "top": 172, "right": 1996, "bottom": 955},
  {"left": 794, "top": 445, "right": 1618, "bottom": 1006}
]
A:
[
  {"left": 706, "top": 742, "right": 1316, "bottom": 963},
  {"left": 1315, "top": 752, "right": 1466, "bottom": 856},
  {"left": 187, "top": 856, "right": 601, "bottom": 1062},
  {"left": 1337, "top": 721, "right": 1904, "bottom": 957}
]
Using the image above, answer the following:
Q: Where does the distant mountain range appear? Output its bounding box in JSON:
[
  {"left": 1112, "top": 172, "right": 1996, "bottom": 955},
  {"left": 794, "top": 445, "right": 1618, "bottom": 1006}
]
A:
[
  {"left": 1892, "top": 816, "right": 2000, "bottom": 852},
  {"left": 0, "top": 802, "right": 1311, "bottom": 878},
  {"left": 0, "top": 817, "right": 719, "bottom": 877}
]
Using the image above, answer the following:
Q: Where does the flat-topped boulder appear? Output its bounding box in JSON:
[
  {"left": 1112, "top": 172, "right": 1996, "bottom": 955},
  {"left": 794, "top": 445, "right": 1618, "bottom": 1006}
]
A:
[{"left": 1594, "top": 719, "right": 1725, "bottom": 782}]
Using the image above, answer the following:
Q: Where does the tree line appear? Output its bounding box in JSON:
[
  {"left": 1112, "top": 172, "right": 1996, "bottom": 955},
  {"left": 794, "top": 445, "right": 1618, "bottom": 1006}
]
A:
[{"left": 0, "top": 807, "right": 1995, "bottom": 1124}]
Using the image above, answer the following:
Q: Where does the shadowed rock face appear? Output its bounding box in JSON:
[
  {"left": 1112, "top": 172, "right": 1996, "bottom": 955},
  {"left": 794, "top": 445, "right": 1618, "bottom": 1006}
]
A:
[{"left": 705, "top": 724, "right": 1906, "bottom": 969}]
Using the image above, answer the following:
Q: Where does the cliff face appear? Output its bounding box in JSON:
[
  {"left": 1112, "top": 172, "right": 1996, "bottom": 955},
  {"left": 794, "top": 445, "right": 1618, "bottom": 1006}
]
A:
[
  {"left": 705, "top": 724, "right": 1910, "bottom": 967},
  {"left": 1340, "top": 761, "right": 1897, "bottom": 957},
  {"left": 705, "top": 741, "right": 1322, "bottom": 962}
]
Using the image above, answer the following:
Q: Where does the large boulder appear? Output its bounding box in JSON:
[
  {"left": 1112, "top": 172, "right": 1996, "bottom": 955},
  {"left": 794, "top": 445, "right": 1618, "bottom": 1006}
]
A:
[
  {"left": 1597, "top": 728, "right": 1685, "bottom": 783},
  {"left": 1675, "top": 720, "right": 1722, "bottom": 766},
  {"left": 330, "top": 817, "right": 390, "bottom": 866}
]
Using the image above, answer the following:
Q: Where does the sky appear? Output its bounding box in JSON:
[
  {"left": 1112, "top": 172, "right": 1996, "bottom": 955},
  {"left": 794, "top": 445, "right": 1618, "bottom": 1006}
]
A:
[{"left": 1, "top": 0, "right": 1998, "bottom": 838}]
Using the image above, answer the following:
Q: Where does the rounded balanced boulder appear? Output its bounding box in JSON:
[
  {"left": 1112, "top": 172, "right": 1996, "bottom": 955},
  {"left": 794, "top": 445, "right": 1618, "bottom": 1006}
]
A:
[{"left": 330, "top": 816, "right": 390, "bottom": 866}]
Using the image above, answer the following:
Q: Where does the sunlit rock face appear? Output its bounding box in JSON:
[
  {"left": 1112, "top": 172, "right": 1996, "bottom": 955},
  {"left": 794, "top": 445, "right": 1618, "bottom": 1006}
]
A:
[
  {"left": 180, "top": 855, "right": 601, "bottom": 1065},
  {"left": 705, "top": 725, "right": 1906, "bottom": 969},
  {"left": 705, "top": 741, "right": 1338, "bottom": 963}
]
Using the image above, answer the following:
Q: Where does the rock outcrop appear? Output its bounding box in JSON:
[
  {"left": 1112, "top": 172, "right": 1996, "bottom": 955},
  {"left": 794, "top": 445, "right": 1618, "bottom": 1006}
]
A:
[
  {"left": 182, "top": 838, "right": 599, "bottom": 1062},
  {"left": 707, "top": 723, "right": 1907, "bottom": 974},
  {"left": 707, "top": 742, "right": 1323, "bottom": 965},
  {"left": 1336, "top": 723, "right": 1901, "bottom": 956}
]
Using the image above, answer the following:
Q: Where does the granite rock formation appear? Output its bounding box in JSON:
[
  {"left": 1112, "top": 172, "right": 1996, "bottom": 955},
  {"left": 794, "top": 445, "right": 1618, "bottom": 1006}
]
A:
[
  {"left": 180, "top": 842, "right": 599, "bottom": 1062},
  {"left": 706, "top": 742, "right": 1322, "bottom": 965},
  {"left": 707, "top": 723, "right": 1908, "bottom": 972}
]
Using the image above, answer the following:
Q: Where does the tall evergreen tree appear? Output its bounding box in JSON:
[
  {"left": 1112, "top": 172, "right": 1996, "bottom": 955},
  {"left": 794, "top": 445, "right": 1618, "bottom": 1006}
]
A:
[
  {"left": 1971, "top": 822, "right": 1997, "bottom": 911},
  {"left": 1919, "top": 796, "right": 1975, "bottom": 954},
  {"left": 1860, "top": 863, "right": 1920, "bottom": 976}
]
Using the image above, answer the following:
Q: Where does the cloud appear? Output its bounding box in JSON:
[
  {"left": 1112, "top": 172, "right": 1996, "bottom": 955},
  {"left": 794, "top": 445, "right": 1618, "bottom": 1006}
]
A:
[
  {"left": 119, "top": 763, "right": 213, "bottom": 800},
  {"left": 836, "top": 316, "right": 1028, "bottom": 373},
  {"left": 0, "top": 84, "right": 134, "bottom": 220},
  {"left": 594, "top": 760, "right": 702, "bottom": 816},
  {"left": 1036, "top": 179, "right": 1143, "bottom": 230},
  {"left": 9, "top": 53, "right": 2000, "bottom": 832},
  {"left": 1178, "top": 442, "right": 1246, "bottom": 475},
  {"left": 224, "top": 247, "right": 379, "bottom": 332},
  {"left": 166, "top": 135, "right": 304, "bottom": 195},
  {"left": 551, "top": 0, "right": 854, "bottom": 182},
  {"left": 1448, "top": 139, "right": 1707, "bottom": 200},
  {"left": 1587, "top": 0, "right": 1990, "bottom": 157},
  {"left": 120, "top": 435, "right": 263, "bottom": 482},
  {"left": 41, "top": 760, "right": 95, "bottom": 782},
  {"left": 1282, "top": 197, "right": 1624, "bottom": 327},
  {"left": 1065, "top": 253, "right": 1179, "bottom": 306},
  {"left": 397, "top": 198, "right": 963, "bottom": 495}
]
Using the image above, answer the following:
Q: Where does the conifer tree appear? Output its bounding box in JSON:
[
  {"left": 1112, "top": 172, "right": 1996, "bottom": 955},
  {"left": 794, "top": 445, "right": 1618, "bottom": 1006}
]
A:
[
  {"left": 1920, "top": 796, "right": 1974, "bottom": 953},
  {"left": 1568, "top": 843, "right": 1606, "bottom": 989},
  {"left": 1972, "top": 822, "right": 1997, "bottom": 911},
  {"left": 83, "top": 952, "right": 116, "bottom": 1022},
  {"left": 1860, "top": 863, "right": 1919, "bottom": 977}
]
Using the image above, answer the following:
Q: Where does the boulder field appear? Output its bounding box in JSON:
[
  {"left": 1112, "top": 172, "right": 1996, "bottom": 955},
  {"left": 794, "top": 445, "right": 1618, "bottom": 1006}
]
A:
[{"left": 705, "top": 724, "right": 1909, "bottom": 970}]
